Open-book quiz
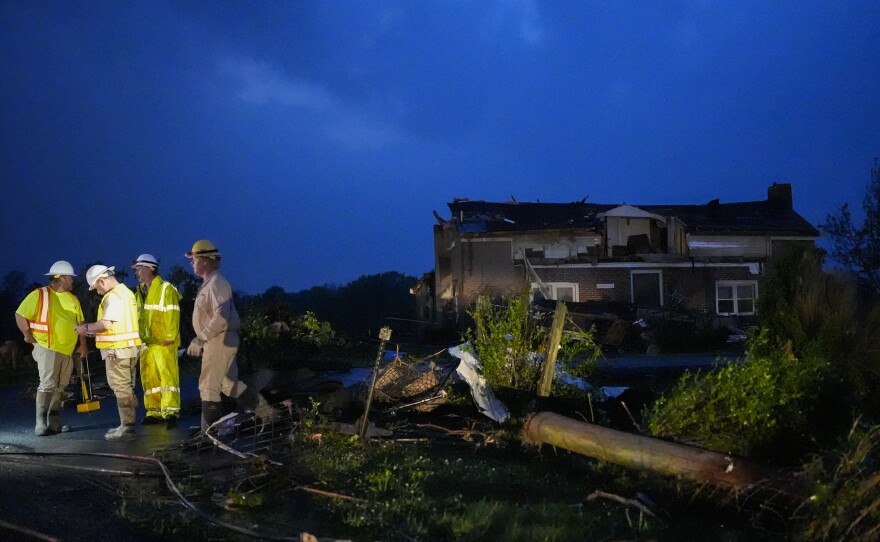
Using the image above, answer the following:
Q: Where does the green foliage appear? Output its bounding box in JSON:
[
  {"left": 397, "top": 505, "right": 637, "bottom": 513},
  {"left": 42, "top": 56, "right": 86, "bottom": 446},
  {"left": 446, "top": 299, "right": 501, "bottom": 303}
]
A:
[
  {"left": 800, "top": 421, "right": 880, "bottom": 541},
  {"left": 464, "top": 294, "right": 599, "bottom": 393},
  {"left": 239, "top": 309, "right": 346, "bottom": 370},
  {"left": 647, "top": 244, "right": 880, "bottom": 461},
  {"left": 646, "top": 347, "right": 825, "bottom": 458},
  {"left": 290, "top": 428, "right": 664, "bottom": 541},
  {"left": 466, "top": 294, "right": 542, "bottom": 390}
]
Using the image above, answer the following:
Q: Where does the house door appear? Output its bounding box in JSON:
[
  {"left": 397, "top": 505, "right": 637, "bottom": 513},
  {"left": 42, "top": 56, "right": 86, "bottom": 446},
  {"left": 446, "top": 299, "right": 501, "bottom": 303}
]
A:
[{"left": 631, "top": 270, "right": 662, "bottom": 307}]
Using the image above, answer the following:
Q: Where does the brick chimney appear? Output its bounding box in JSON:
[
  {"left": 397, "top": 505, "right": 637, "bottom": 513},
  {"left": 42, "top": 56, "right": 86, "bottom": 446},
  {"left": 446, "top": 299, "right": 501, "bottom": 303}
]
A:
[{"left": 768, "top": 182, "right": 792, "bottom": 209}]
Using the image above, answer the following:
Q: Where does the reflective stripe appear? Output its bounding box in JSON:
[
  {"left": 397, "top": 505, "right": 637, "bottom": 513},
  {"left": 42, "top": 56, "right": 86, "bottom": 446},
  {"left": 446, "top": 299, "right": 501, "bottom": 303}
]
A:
[
  {"left": 144, "top": 385, "right": 182, "bottom": 395},
  {"left": 96, "top": 285, "right": 142, "bottom": 349},
  {"left": 29, "top": 288, "right": 52, "bottom": 348},
  {"left": 96, "top": 331, "right": 141, "bottom": 342},
  {"left": 37, "top": 287, "right": 49, "bottom": 322},
  {"left": 143, "top": 304, "right": 180, "bottom": 312}
]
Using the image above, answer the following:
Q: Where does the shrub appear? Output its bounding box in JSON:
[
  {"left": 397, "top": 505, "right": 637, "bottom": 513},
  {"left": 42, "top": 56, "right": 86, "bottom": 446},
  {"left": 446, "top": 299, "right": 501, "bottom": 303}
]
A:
[
  {"left": 239, "top": 310, "right": 347, "bottom": 370},
  {"left": 646, "top": 344, "right": 825, "bottom": 459},
  {"left": 465, "top": 293, "right": 599, "bottom": 394}
]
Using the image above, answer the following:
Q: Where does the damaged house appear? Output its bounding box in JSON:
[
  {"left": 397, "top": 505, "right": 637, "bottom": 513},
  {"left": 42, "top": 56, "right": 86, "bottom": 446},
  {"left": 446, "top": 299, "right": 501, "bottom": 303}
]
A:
[{"left": 418, "top": 183, "right": 819, "bottom": 333}]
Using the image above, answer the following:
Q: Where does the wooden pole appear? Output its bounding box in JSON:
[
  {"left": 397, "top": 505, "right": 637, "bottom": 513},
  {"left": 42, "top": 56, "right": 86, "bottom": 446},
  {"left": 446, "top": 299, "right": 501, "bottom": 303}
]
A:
[
  {"left": 357, "top": 326, "right": 392, "bottom": 439},
  {"left": 522, "top": 411, "right": 806, "bottom": 500},
  {"left": 537, "top": 302, "right": 567, "bottom": 397}
]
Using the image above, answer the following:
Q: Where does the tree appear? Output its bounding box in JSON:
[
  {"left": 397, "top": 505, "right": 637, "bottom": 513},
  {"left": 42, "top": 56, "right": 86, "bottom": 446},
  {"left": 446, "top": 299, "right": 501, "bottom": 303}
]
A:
[
  {"left": 821, "top": 159, "right": 880, "bottom": 296},
  {"left": 0, "top": 270, "right": 29, "bottom": 340}
]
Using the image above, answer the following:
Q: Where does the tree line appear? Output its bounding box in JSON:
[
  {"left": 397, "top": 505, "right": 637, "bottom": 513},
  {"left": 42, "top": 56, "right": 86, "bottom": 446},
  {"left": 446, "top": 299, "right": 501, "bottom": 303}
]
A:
[{"left": 0, "top": 267, "right": 420, "bottom": 347}]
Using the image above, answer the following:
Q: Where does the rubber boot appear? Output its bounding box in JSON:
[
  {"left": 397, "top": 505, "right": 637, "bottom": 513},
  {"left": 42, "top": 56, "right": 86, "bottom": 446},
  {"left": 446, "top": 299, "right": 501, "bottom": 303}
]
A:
[
  {"left": 201, "top": 401, "right": 223, "bottom": 432},
  {"left": 47, "top": 390, "right": 71, "bottom": 434},
  {"left": 105, "top": 396, "right": 136, "bottom": 442},
  {"left": 35, "top": 391, "right": 52, "bottom": 436}
]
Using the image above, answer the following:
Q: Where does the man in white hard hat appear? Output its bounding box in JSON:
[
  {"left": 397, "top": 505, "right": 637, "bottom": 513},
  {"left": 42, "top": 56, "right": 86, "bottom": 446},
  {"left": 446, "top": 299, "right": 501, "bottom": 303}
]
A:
[
  {"left": 185, "top": 239, "right": 276, "bottom": 432},
  {"left": 15, "top": 261, "right": 88, "bottom": 436},
  {"left": 75, "top": 264, "right": 142, "bottom": 441},
  {"left": 132, "top": 254, "right": 182, "bottom": 428}
]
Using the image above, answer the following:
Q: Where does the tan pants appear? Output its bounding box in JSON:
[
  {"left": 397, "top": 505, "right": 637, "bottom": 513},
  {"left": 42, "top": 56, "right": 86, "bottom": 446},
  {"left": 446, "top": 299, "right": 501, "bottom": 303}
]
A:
[
  {"left": 32, "top": 343, "right": 73, "bottom": 394},
  {"left": 104, "top": 351, "right": 138, "bottom": 404},
  {"left": 198, "top": 332, "right": 247, "bottom": 402}
]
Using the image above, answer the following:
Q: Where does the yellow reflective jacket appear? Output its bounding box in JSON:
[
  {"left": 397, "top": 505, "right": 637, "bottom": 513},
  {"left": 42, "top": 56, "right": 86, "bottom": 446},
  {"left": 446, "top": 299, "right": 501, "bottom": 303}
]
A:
[
  {"left": 96, "top": 283, "right": 142, "bottom": 349},
  {"left": 15, "top": 286, "right": 83, "bottom": 354},
  {"left": 135, "top": 276, "right": 181, "bottom": 347}
]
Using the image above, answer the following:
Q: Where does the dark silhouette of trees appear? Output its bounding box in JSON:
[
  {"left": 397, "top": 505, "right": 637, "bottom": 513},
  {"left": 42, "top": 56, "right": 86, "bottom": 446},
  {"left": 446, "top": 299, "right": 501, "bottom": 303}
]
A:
[{"left": 822, "top": 159, "right": 880, "bottom": 297}]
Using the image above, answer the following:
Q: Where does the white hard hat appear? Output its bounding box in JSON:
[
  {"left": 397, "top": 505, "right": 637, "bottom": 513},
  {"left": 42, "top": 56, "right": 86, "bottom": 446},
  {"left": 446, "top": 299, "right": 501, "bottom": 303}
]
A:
[
  {"left": 131, "top": 253, "right": 159, "bottom": 268},
  {"left": 45, "top": 260, "right": 76, "bottom": 277},
  {"left": 86, "top": 264, "right": 115, "bottom": 291}
]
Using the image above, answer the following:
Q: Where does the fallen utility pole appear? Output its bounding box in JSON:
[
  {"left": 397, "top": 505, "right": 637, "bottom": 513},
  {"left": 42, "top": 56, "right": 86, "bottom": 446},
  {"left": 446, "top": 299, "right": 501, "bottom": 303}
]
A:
[{"left": 522, "top": 411, "right": 806, "bottom": 502}]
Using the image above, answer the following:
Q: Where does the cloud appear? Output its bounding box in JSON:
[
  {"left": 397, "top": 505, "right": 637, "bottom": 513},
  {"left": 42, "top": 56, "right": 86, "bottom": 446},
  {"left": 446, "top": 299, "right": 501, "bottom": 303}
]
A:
[
  {"left": 219, "top": 57, "right": 403, "bottom": 150},
  {"left": 512, "top": 0, "right": 544, "bottom": 45},
  {"left": 220, "top": 58, "right": 333, "bottom": 110},
  {"left": 496, "top": 0, "right": 544, "bottom": 45}
]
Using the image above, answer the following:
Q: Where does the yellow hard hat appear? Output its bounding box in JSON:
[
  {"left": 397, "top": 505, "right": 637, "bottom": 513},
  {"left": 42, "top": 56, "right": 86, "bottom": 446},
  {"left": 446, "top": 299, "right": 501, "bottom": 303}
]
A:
[{"left": 185, "top": 239, "right": 221, "bottom": 259}]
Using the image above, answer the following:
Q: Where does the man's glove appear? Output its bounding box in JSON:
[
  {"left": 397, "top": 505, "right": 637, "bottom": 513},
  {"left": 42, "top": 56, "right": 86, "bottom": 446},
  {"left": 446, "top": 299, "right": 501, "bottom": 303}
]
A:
[{"left": 187, "top": 338, "right": 205, "bottom": 357}]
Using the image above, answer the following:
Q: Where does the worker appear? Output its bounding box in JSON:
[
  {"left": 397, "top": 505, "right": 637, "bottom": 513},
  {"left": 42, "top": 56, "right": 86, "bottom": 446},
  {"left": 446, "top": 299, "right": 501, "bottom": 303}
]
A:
[
  {"left": 15, "top": 261, "right": 88, "bottom": 436},
  {"left": 132, "top": 254, "right": 182, "bottom": 428},
  {"left": 75, "top": 264, "right": 142, "bottom": 441},
  {"left": 185, "top": 239, "right": 276, "bottom": 432}
]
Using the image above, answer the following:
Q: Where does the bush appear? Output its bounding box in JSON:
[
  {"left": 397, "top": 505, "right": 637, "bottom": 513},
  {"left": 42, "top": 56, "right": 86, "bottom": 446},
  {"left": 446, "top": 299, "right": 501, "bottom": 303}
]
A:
[
  {"left": 465, "top": 293, "right": 599, "bottom": 394},
  {"left": 645, "top": 341, "right": 825, "bottom": 460},
  {"left": 239, "top": 310, "right": 348, "bottom": 370}
]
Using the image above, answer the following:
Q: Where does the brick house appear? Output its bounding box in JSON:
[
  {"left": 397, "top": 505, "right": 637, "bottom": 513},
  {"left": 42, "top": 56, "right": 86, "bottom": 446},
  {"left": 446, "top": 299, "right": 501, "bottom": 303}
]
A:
[{"left": 421, "top": 183, "right": 819, "bottom": 331}]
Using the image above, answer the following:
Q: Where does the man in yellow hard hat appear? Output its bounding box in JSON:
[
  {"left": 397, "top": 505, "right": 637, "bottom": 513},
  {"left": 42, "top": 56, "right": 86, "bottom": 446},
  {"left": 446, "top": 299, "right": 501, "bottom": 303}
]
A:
[
  {"left": 15, "top": 261, "right": 88, "bottom": 436},
  {"left": 75, "top": 264, "right": 142, "bottom": 442},
  {"left": 185, "top": 239, "right": 276, "bottom": 432},
  {"left": 132, "top": 253, "right": 182, "bottom": 429}
]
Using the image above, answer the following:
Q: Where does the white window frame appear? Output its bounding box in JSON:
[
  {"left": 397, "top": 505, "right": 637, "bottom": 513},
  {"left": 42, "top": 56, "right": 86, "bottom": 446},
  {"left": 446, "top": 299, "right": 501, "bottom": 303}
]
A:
[
  {"left": 715, "top": 280, "right": 758, "bottom": 315},
  {"left": 631, "top": 270, "right": 663, "bottom": 306},
  {"left": 531, "top": 282, "right": 579, "bottom": 302}
]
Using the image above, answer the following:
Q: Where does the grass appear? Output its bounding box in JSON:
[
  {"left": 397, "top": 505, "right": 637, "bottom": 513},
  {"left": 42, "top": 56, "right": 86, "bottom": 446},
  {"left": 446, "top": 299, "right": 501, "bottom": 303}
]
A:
[{"left": 112, "top": 382, "right": 791, "bottom": 542}]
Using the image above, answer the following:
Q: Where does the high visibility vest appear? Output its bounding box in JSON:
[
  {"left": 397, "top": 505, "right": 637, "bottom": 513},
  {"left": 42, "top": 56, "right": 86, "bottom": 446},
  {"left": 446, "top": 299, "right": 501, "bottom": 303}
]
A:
[
  {"left": 136, "top": 277, "right": 181, "bottom": 346},
  {"left": 28, "top": 287, "right": 52, "bottom": 347},
  {"left": 96, "top": 284, "right": 142, "bottom": 349}
]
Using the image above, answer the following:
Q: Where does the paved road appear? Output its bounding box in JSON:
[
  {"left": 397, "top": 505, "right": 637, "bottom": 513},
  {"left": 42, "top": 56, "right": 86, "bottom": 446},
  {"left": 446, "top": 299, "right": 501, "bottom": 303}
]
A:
[{"left": 0, "top": 381, "right": 211, "bottom": 541}]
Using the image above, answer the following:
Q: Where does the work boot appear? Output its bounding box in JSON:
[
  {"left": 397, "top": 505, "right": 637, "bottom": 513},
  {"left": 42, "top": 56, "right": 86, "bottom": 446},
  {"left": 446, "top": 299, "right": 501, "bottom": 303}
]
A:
[
  {"left": 105, "top": 424, "right": 136, "bottom": 441},
  {"left": 164, "top": 415, "right": 178, "bottom": 430},
  {"left": 141, "top": 415, "right": 163, "bottom": 425},
  {"left": 47, "top": 390, "right": 71, "bottom": 434},
  {"left": 201, "top": 401, "right": 223, "bottom": 432},
  {"left": 35, "top": 391, "right": 52, "bottom": 436},
  {"left": 106, "top": 397, "right": 137, "bottom": 442}
]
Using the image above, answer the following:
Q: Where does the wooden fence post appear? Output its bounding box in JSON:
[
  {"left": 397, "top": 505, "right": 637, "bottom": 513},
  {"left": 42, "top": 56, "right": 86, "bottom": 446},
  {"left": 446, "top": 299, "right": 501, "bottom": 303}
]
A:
[{"left": 537, "top": 302, "right": 567, "bottom": 397}]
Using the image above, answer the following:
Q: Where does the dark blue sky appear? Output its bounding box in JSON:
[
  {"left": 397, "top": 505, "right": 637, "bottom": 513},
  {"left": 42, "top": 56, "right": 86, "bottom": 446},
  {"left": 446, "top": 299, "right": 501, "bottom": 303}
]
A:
[{"left": 2, "top": 1, "right": 878, "bottom": 294}]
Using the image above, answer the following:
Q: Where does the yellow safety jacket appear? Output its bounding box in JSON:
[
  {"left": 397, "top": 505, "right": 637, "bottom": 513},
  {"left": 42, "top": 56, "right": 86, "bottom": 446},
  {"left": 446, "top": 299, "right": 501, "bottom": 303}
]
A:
[
  {"left": 16, "top": 286, "right": 83, "bottom": 354},
  {"left": 96, "top": 284, "right": 142, "bottom": 349},
  {"left": 135, "top": 276, "right": 181, "bottom": 347}
]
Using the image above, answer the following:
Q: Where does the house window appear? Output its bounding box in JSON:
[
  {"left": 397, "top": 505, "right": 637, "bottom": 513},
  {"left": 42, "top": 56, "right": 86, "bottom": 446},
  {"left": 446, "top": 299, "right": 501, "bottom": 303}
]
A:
[
  {"left": 531, "top": 282, "right": 578, "bottom": 302},
  {"left": 716, "top": 281, "right": 757, "bottom": 315},
  {"left": 631, "top": 270, "right": 663, "bottom": 306}
]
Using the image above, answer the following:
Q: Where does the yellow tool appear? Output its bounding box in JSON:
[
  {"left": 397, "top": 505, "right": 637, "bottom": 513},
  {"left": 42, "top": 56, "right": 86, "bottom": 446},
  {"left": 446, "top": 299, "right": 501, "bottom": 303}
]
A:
[{"left": 77, "top": 351, "right": 100, "bottom": 413}]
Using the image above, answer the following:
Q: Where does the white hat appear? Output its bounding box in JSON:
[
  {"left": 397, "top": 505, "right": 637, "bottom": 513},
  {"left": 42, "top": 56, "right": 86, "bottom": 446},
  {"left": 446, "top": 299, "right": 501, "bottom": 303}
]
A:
[
  {"left": 85, "top": 264, "right": 115, "bottom": 291},
  {"left": 131, "top": 253, "right": 159, "bottom": 268},
  {"left": 45, "top": 260, "right": 75, "bottom": 277}
]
